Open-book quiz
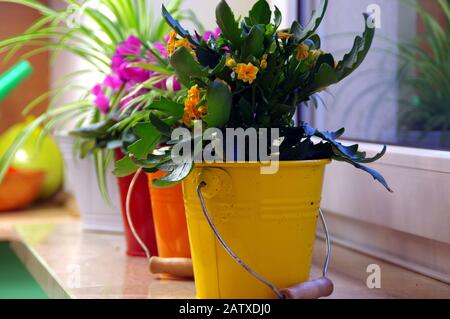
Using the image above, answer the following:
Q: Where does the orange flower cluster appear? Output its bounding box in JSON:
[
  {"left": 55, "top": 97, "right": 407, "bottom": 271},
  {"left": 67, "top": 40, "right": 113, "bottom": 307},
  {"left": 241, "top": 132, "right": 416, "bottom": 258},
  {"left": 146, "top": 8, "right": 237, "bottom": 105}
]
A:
[
  {"left": 183, "top": 85, "right": 207, "bottom": 126},
  {"left": 167, "top": 31, "right": 192, "bottom": 57},
  {"left": 235, "top": 63, "right": 259, "bottom": 84}
]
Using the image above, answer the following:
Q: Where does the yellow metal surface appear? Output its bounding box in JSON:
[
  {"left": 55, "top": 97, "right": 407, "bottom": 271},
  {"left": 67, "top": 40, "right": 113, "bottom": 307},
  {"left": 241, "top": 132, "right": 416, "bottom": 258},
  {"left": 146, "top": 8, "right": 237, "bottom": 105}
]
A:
[{"left": 182, "top": 160, "right": 329, "bottom": 299}]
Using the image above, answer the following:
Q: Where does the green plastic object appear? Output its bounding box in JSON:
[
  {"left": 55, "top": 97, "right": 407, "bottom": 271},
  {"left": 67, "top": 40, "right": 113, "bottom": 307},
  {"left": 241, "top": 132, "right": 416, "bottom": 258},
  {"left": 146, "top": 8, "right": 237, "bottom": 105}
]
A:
[
  {"left": 0, "top": 243, "right": 48, "bottom": 299},
  {"left": 0, "top": 61, "right": 33, "bottom": 103}
]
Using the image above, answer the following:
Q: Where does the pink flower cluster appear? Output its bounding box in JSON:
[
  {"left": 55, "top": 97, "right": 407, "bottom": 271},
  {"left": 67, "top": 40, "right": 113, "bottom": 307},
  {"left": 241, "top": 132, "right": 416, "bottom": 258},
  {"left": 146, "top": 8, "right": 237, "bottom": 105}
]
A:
[
  {"left": 92, "top": 35, "right": 181, "bottom": 114},
  {"left": 203, "top": 28, "right": 221, "bottom": 42}
]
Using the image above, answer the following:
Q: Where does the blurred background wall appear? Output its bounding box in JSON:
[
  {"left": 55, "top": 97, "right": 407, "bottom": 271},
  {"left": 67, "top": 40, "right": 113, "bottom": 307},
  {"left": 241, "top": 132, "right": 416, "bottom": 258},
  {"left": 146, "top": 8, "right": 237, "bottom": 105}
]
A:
[{"left": 0, "top": 0, "right": 50, "bottom": 134}]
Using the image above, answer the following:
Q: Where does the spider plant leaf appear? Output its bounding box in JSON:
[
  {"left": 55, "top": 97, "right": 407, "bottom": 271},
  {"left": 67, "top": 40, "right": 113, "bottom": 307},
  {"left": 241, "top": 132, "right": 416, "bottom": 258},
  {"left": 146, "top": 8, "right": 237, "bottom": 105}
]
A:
[
  {"left": 93, "top": 148, "right": 113, "bottom": 204},
  {"left": 70, "top": 119, "right": 115, "bottom": 139},
  {"left": 129, "top": 62, "right": 173, "bottom": 75},
  {"left": 84, "top": 8, "right": 123, "bottom": 44}
]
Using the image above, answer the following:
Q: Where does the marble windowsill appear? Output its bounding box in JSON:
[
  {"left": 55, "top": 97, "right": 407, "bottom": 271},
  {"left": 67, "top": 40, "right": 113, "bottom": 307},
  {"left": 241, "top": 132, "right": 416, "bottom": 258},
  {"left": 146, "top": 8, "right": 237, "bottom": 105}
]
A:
[{"left": 1, "top": 204, "right": 449, "bottom": 299}]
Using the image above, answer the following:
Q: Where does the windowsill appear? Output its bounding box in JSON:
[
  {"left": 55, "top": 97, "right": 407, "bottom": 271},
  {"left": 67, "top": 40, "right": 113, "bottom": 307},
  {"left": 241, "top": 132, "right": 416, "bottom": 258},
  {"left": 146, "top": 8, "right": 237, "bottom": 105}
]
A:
[
  {"left": 7, "top": 221, "right": 450, "bottom": 299},
  {"left": 321, "top": 140, "right": 450, "bottom": 283}
]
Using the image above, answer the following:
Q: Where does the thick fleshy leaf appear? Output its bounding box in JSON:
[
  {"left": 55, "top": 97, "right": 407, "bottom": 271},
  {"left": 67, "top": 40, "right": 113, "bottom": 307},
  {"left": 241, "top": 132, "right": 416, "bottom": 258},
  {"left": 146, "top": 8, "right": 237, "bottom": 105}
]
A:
[
  {"left": 149, "top": 97, "right": 184, "bottom": 119},
  {"left": 334, "top": 157, "right": 393, "bottom": 192},
  {"left": 113, "top": 155, "right": 137, "bottom": 177},
  {"left": 209, "top": 55, "right": 227, "bottom": 76},
  {"left": 161, "top": 4, "right": 199, "bottom": 46},
  {"left": 152, "top": 161, "right": 193, "bottom": 188},
  {"left": 196, "top": 45, "right": 223, "bottom": 69},
  {"left": 204, "top": 80, "right": 232, "bottom": 128},
  {"left": 127, "top": 122, "right": 161, "bottom": 159},
  {"left": 336, "top": 13, "right": 375, "bottom": 80},
  {"left": 273, "top": 6, "right": 282, "bottom": 30},
  {"left": 150, "top": 113, "right": 172, "bottom": 137},
  {"left": 249, "top": 0, "right": 271, "bottom": 25},
  {"left": 299, "top": 122, "right": 391, "bottom": 191},
  {"left": 304, "top": 63, "right": 338, "bottom": 95},
  {"left": 170, "top": 46, "right": 207, "bottom": 85},
  {"left": 129, "top": 152, "right": 172, "bottom": 169},
  {"left": 280, "top": 138, "right": 333, "bottom": 161},
  {"left": 216, "top": 0, "right": 242, "bottom": 48},
  {"left": 292, "top": 0, "right": 328, "bottom": 43},
  {"left": 241, "top": 24, "right": 265, "bottom": 59}
]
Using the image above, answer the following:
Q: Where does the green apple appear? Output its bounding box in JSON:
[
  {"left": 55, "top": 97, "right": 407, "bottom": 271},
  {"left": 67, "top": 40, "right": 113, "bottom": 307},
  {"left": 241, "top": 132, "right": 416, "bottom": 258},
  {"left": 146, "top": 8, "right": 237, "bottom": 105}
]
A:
[{"left": 0, "top": 119, "right": 64, "bottom": 199}]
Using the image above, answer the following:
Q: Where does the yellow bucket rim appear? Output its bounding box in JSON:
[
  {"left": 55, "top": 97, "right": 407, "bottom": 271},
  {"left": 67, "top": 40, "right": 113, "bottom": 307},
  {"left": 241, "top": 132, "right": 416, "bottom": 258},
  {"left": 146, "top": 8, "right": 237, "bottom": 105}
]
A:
[{"left": 193, "top": 159, "right": 331, "bottom": 168}]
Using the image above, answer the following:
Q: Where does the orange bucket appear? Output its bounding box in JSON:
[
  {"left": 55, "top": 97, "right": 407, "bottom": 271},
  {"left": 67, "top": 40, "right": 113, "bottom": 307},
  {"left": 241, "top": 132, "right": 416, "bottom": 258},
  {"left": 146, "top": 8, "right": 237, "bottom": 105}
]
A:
[{"left": 147, "top": 171, "right": 191, "bottom": 260}]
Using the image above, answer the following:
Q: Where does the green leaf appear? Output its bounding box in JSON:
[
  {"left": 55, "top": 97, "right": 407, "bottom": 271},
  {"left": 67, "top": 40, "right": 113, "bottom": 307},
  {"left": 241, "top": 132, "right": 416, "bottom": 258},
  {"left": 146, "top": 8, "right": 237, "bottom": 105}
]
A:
[
  {"left": 129, "top": 62, "right": 173, "bottom": 75},
  {"left": 70, "top": 119, "right": 115, "bottom": 139},
  {"left": 209, "top": 55, "right": 227, "bottom": 76},
  {"left": 204, "top": 80, "right": 232, "bottom": 128},
  {"left": 93, "top": 149, "right": 113, "bottom": 205},
  {"left": 84, "top": 8, "right": 123, "bottom": 44},
  {"left": 170, "top": 46, "right": 207, "bottom": 85},
  {"left": 241, "top": 25, "right": 265, "bottom": 59},
  {"left": 130, "top": 153, "right": 172, "bottom": 169},
  {"left": 149, "top": 113, "right": 172, "bottom": 137},
  {"left": 292, "top": 0, "right": 328, "bottom": 43},
  {"left": 273, "top": 6, "right": 282, "bottom": 30},
  {"left": 216, "top": 0, "right": 243, "bottom": 48},
  {"left": 149, "top": 97, "right": 184, "bottom": 119},
  {"left": 80, "top": 140, "right": 96, "bottom": 159},
  {"left": 113, "top": 155, "right": 138, "bottom": 177},
  {"left": 196, "top": 45, "right": 222, "bottom": 69},
  {"left": 334, "top": 157, "right": 393, "bottom": 193},
  {"left": 127, "top": 122, "right": 161, "bottom": 159},
  {"left": 162, "top": 4, "right": 199, "bottom": 46},
  {"left": 336, "top": 13, "right": 375, "bottom": 80},
  {"left": 249, "top": 0, "right": 271, "bottom": 25},
  {"left": 305, "top": 63, "right": 338, "bottom": 94},
  {"left": 151, "top": 161, "right": 193, "bottom": 188},
  {"left": 300, "top": 122, "right": 392, "bottom": 192}
]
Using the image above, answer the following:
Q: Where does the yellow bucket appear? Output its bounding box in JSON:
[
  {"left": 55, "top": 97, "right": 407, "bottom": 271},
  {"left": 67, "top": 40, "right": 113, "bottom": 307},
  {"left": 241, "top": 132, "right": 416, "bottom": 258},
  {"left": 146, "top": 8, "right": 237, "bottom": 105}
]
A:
[{"left": 182, "top": 160, "right": 330, "bottom": 299}]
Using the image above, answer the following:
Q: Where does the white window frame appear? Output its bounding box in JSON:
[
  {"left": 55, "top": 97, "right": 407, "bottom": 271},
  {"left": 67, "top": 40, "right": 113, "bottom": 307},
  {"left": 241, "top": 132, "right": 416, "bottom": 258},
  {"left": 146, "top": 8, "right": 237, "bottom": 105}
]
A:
[{"left": 274, "top": 0, "right": 450, "bottom": 283}]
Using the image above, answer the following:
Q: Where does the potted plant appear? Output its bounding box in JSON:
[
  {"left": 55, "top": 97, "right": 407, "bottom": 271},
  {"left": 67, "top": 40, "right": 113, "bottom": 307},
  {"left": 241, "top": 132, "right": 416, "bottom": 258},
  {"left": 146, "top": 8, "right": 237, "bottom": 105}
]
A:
[
  {"left": 98, "top": 30, "right": 223, "bottom": 268},
  {"left": 0, "top": 0, "right": 194, "bottom": 256},
  {"left": 119, "top": 0, "right": 392, "bottom": 298},
  {"left": 55, "top": 6, "right": 217, "bottom": 262}
]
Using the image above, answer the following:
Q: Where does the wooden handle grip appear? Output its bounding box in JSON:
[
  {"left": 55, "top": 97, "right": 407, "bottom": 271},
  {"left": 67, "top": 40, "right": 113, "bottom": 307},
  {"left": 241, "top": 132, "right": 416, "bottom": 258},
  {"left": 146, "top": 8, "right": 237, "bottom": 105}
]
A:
[
  {"left": 149, "top": 257, "right": 194, "bottom": 278},
  {"left": 281, "top": 277, "right": 334, "bottom": 299}
]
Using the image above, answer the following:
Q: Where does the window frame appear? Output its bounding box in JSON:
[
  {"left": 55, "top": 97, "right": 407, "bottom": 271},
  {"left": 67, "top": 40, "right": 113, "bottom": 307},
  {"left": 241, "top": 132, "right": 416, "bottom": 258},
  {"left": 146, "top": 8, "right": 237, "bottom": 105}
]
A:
[{"left": 272, "top": 0, "right": 450, "bottom": 282}]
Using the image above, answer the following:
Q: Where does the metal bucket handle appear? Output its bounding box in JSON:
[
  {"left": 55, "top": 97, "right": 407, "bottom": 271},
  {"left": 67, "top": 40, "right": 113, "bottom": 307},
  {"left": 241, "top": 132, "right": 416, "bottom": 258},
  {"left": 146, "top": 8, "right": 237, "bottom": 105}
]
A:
[{"left": 196, "top": 180, "right": 332, "bottom": 299}]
